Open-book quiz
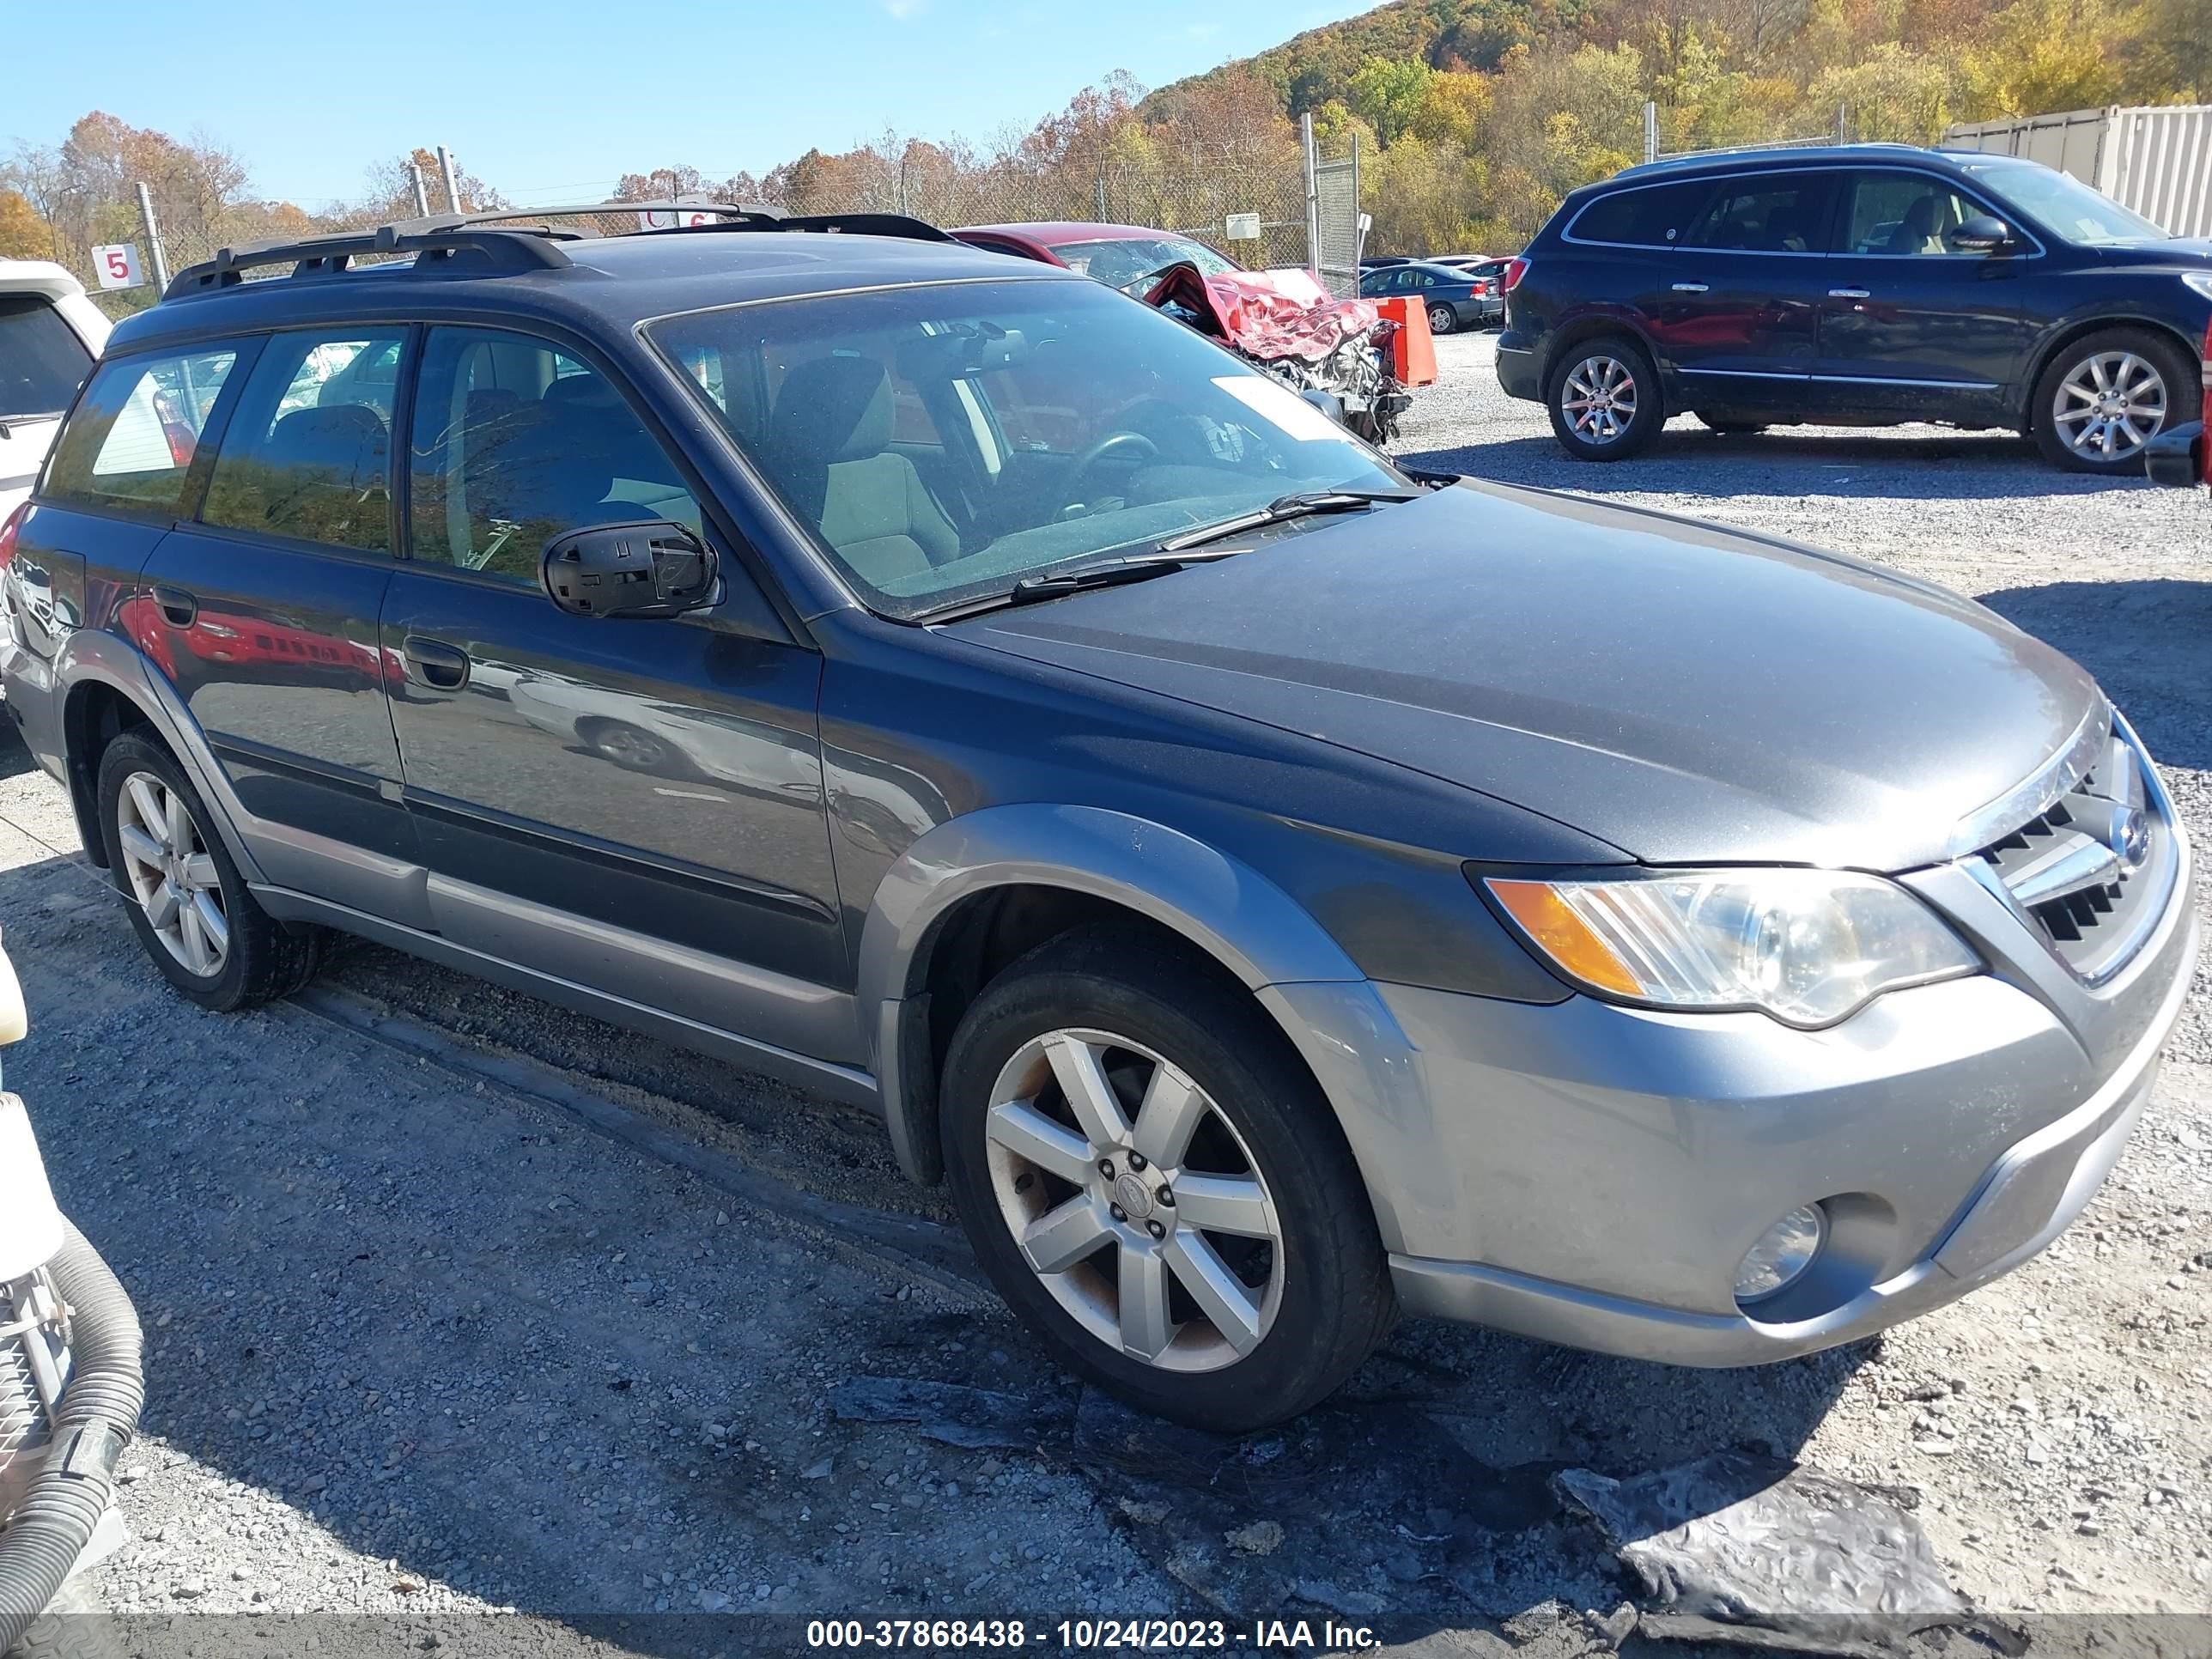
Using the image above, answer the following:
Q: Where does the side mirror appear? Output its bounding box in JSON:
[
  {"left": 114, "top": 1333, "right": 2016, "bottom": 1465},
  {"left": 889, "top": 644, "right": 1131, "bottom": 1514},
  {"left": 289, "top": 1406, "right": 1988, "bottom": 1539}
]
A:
[
  {"left": 2144, "top": 420, "right": 2205, "bottom": 489},
  {"left": 542, "top": 520, "right": 719, "bottom": 619},
  {"left": 1948, "top": 215, "right": 2015, "bottom": 254},
  {"left": 1299, "top": 388, "right": 1348, "bottom": 426}
]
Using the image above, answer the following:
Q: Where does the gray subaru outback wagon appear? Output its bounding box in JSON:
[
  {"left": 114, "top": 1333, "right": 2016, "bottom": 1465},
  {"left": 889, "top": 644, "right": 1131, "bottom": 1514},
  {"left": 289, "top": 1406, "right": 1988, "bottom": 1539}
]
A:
[{"left": 0, "top": 204, "right": 2195, "bottom": 1431}]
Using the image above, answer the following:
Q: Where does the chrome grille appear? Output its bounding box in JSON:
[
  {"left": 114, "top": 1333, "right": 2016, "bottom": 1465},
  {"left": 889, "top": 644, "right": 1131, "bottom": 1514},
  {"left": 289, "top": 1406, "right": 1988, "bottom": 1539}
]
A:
[{"left": 1977, "top": 719, "right": 2176, "bottom": 983}]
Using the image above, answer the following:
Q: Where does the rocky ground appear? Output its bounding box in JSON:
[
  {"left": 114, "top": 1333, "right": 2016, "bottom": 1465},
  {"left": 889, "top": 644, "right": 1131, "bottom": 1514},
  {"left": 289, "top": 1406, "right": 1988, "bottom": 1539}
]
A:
[{"left": 0, "top": 330, "right": 2207, "bottom": 1656}]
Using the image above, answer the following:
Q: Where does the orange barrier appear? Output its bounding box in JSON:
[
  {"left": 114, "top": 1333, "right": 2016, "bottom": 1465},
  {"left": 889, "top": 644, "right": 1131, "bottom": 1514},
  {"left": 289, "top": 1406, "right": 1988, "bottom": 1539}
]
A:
[{"left": 1373, "top": 296, "right": 1437, "bottom": 386}]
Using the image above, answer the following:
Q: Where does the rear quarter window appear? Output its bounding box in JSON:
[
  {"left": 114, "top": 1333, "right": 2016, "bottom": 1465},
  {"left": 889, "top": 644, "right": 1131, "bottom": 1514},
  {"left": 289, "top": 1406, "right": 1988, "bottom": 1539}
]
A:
[
  {"left": 41, "top": 347, "right": 240, "bottom": 518},
  {"left": 1565, "top": 180, "right": 1716, "bottom": 248}
]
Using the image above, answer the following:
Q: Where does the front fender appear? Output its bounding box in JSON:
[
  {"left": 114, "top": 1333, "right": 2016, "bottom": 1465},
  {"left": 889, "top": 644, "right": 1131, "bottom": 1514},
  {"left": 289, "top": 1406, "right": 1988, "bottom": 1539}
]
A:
[{"left": 855, "top": 803, "right": 1375, "bottom": 1182}]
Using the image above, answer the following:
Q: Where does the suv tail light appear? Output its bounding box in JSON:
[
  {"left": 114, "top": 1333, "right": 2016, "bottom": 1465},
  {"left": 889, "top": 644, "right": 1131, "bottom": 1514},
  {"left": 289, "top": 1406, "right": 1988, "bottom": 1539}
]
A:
[
  {"left": 0, "top": 505, "right": 24, "bottom": 574},
  {"left": 1501, "top": 258, "right": 1529, "bottom": 294}
]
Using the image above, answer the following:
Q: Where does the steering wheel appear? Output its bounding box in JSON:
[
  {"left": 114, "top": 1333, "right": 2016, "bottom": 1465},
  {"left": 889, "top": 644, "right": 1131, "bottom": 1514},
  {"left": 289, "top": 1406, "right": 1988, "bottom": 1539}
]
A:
[{"left": 1065, "top": 430, "right": 1159, "bottom": 501}]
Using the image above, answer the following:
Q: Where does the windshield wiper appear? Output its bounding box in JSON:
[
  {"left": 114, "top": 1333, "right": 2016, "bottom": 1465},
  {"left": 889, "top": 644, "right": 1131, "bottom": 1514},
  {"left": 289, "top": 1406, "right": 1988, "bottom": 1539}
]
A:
[
  {"left": 1155, "top": 489, "right": 1421, "bottom": 553},
  {"left": 915, "top": 549, "right": 1237, "bottom": 622},
  {"left": 0, "top": 411, "right": 64, "bottom": 435},
  {"left": 1007, "top": 549, "right": 1240, "bottom": 602}
]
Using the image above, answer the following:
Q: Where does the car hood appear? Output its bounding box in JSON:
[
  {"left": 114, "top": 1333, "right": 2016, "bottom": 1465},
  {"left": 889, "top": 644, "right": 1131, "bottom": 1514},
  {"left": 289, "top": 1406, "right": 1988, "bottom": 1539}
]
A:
[
  {"left": 946, "top": 480, "right": 2102, "bottom": 870},
  {"left": 2100, "top": 235, "right": 2212, "bottom": 269}
]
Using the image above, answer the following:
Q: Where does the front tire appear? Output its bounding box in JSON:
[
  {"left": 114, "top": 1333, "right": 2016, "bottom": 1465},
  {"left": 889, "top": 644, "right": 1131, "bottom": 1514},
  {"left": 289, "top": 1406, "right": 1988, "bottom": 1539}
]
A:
[
  {"left": 1548, "top": 336, "right": 1664, "bottom": 459},
  {"left": 96, "top": 732, "right": 321, "bottom": 1012},
  {"left": 939, "top": 927, "right": 1394, "bottom": 1432},
  {"left": 2032, "top": 328, "right": 2194, "bottom": 474}
]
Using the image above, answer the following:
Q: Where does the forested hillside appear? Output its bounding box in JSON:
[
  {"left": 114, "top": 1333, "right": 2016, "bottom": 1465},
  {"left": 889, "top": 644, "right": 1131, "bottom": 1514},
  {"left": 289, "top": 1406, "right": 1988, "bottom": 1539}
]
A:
[
  {"left": 1150, "top": 0, "right": 2209, "bottom": 249},
  {"left": 5, "top": 0, "right": 2206, "bottom": 295}
]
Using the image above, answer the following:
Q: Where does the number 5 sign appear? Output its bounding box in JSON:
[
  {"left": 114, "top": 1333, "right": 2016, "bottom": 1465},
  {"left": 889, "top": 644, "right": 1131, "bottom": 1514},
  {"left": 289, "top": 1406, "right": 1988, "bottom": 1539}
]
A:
[{"left": 93, "top": 244, "right": 145, "bottom": 290}]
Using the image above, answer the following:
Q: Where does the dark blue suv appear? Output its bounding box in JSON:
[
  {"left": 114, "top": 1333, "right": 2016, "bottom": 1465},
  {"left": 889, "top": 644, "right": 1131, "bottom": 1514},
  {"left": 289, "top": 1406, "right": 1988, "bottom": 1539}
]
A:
[
  {"left": 0, "top": 205, "right": 2195, "bottom": 1431},
  {"left": 1497, "top": 143, "right": 2212, "bottom": 472}
]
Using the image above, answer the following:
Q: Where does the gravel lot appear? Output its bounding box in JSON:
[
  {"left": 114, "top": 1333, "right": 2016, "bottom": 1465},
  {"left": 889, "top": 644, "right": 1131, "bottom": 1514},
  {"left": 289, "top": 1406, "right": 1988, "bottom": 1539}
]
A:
[{"left": 3, "top": 328, "right": 2209, "bottom": 1656}]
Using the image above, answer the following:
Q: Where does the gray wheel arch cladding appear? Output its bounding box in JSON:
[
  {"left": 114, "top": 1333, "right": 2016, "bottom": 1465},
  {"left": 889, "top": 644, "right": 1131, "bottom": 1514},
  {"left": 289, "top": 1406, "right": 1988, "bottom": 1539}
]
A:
[
  {"left": 52, "top": 629, "right": 268, "bottom": 887},
  {"left": 855, "top": 803, "right": 1432, "bottom": 1240}
]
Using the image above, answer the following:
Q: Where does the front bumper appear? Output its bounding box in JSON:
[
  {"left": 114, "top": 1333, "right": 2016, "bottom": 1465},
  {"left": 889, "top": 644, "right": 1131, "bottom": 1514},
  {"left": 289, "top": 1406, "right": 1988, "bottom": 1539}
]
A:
[{"left": 1268, "top": 829, "right": 2197, "bottom": 1368}]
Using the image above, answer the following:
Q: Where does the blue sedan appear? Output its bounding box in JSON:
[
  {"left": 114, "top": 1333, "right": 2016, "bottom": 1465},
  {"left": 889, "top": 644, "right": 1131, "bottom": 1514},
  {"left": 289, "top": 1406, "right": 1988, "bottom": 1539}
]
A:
[{"left": 1356, "top": 258, "right": 1501, "bottom": 333}]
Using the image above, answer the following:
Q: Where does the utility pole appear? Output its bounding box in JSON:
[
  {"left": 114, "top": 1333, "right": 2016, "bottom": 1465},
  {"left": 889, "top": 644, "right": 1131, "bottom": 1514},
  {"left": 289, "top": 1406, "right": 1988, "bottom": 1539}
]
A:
[
  {"left": 437, "top": 146, "right": 463, "bottom": 213},
  {"left": 1643, "top": 101, "right": 1660, "bottom": 164},
  {"left": 408, "top": 162, "right": 432, "bottom": 217},
  {"left": 1300, "top": 112, "right": 1320, "bottom": 272},
  {"left": 135, "top": 182, "right": 170, "bottom": 291}
]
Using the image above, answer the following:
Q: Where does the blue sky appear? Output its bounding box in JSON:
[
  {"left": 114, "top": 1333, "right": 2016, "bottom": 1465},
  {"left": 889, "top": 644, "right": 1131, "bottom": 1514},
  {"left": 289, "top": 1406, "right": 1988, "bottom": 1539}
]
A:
[{"left": 9, "top": 0, "right": 1379, "bottom": 210}]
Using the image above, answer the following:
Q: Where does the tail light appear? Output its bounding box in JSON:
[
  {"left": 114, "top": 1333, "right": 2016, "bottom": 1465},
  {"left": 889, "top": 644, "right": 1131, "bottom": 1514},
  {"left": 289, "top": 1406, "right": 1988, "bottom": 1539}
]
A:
[
  {"left": 0, "top": 505, "right": 24, "bottom": 574},
  {"left": 152, "top": 391, "right": 197, "bottom": 468},
  {"left": 1472, "top": 279, "right": 1492, "bottom": 297},
  {"left": 1501, "top": 258, "right": 1529, "bottom": 294}
]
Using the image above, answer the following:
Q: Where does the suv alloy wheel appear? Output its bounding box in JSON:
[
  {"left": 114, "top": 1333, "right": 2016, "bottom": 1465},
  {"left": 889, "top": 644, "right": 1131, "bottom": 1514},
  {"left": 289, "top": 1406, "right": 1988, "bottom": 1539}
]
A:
[
  {"left": 2032, "top": 328, "right": 2194, "bottom": 474},
  {"left": 96, "top": 732, "right": 322, "bottom": 1011},
  {"left": 939, "top": 927, "right": 1395, "bottom": 1433},
  {"left": 1548, "top": 336, "right": 1664, "bottom": 460}
]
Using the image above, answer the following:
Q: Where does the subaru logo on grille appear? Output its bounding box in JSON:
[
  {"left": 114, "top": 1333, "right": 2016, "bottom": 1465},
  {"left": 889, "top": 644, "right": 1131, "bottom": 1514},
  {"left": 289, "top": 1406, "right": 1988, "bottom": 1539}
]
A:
[{"left": 2110, "top": 807, "right": 2151, "bottom": 871}]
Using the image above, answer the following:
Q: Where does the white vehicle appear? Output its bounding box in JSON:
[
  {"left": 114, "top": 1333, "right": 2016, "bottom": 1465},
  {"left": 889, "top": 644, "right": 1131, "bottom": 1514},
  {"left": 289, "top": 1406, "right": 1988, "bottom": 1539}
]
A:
[
  {"left": 0, "top": 263, "right": 110, "bottom": 527},
  {"left": 0, "top": 937, "right": 142, "bottom": 1657}
]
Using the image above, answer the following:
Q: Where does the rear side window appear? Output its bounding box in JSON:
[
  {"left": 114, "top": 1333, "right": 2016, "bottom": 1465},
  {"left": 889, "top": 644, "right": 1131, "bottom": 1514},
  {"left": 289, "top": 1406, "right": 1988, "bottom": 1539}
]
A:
[
  {"left": 0, "top": 295, "right": 94, "bottom": 421},
  {"left": 41, "top": 347, "right": 240, "bottom": 518},
  {"left": 1565, "top": 181, "right": 1715, "bottom": 248},
  {"left": 199, "top": 331, "right": 405, "bottom": 553},
  {"left": 1685, "top": 173, "right": 1838, "bottom": 253}
]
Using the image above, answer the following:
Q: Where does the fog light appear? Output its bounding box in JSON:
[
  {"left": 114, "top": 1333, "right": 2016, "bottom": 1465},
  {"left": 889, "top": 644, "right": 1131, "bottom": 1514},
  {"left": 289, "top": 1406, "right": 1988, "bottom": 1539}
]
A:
[{"left": 1735, "top": 1205, "right": 1826, "bottom": 1304}]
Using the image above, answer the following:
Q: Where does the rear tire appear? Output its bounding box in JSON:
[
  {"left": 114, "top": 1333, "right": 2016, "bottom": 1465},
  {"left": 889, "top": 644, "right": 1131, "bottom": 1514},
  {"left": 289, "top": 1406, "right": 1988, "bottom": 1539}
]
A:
[
  {"left": 2031, "top": 327, "right": 2195, "bottom": 475},
  {"left": 1426, "top": 303, "right": 1456, "bottom": 336},
  {"left": 95, "top": 732, "right": 322, "bottom": 1012},
  {"left": 939, "top": 926, "right": 1394, "bottom": 1432},
  {"left": 1547, "top": 335, "right": 1664, "bottom": 460},
  {"left": 1695, "top": 412, "right": 1769, "bottom": 435}
]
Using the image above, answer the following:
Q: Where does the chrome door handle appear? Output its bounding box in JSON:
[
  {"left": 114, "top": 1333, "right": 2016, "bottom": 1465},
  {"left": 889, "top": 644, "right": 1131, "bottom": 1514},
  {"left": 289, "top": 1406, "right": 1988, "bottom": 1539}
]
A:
[
  {"left": 1671, "top": 282, "right": 1709, "bottom": 293},
  {"left": 1828, "top": 288, "right": 1871, "bottom": 300}
]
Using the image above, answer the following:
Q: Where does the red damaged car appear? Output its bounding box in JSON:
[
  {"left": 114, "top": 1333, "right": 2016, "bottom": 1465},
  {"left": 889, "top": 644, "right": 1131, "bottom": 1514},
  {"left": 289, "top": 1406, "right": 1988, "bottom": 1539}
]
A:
[
  {"left": 950, "top": 222, "right": 1243, "bottom": 293},
  {"left": 954, "top": 222, "right": 1413, "bottom": 443}
]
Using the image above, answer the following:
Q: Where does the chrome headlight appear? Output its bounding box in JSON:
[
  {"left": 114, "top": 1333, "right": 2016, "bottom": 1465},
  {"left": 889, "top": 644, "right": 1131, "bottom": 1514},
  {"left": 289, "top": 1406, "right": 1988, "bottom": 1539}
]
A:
[{"left": 1482, "top": 868, "right": 1978, "bottom": 1028}]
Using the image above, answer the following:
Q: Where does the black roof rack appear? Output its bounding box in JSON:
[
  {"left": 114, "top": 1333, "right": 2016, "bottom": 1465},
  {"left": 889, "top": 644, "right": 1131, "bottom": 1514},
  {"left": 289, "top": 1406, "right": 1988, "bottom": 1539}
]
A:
[
  {"left": 161, "top": 198, "right": 958, "bottom": 303},
  {"left": 164, "top": 223, "right": 573, "bottom": 301},
  {"left": 386, "top": 201, "right": 951, "bottom": 243}
]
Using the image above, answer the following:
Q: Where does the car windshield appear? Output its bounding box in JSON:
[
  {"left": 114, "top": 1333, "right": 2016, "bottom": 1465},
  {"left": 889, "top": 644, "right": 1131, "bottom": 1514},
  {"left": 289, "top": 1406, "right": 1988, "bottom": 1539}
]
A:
[
  {"left": 0, "top": 295, "right": 94, "bottom": 422},
  {"left": 1048, "top": 236, "right": 1240, "bottom": 290},
  {"left": 1971, "top": 162, "right": 2168, "bottom": 245},
  {"left": 647, "top": 276, "right": 1406, "bottom": 619}
]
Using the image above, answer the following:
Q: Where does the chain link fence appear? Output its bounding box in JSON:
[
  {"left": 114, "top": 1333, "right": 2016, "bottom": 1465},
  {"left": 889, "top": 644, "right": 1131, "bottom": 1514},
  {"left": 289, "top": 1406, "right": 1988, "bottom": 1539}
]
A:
[{"left": 91, "top": 143, "right": 1347, "bottom": 315}]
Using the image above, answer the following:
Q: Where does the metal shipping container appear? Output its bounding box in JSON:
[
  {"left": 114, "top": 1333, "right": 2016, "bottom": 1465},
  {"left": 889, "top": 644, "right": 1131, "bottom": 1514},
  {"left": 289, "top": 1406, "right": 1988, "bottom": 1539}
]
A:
[{"left": 1942, "top": 104, "right": 2212, "bottom": 239}]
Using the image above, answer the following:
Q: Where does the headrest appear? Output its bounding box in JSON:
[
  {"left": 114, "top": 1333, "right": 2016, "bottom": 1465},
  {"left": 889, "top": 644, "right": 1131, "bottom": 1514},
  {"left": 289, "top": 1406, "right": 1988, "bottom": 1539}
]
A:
[
  {"left": 264, "top": 404, "right": 386, "bottom": 484},
  {"left": 771, "top": 356, "right": 895, "bottom": 465}
]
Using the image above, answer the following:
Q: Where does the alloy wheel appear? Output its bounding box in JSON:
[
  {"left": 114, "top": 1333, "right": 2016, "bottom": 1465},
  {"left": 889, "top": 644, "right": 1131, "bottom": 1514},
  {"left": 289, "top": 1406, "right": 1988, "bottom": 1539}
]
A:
[
  {"left": 983, "top": 1028, "right": 1283, "bottom": 1373},
  {"left": 1562, "top": 354, "right": 1639, "bottom": 444},
  {"left": 1428, "top": 304, "right": 1455, "bottom": 335},
  {"left": 2052, "top": 350, "right": 2168, "bottom": 462},
  {"left": 114, "top": 770, "right": 228, "bottom": 977}
]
